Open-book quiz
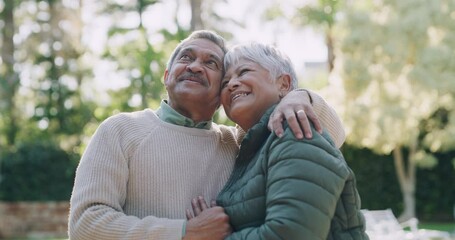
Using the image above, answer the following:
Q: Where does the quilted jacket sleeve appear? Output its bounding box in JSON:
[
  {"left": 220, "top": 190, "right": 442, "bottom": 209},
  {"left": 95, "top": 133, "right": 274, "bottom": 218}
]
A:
[{"left": 226, "top": 129, "right": 350, "bottom": 240}]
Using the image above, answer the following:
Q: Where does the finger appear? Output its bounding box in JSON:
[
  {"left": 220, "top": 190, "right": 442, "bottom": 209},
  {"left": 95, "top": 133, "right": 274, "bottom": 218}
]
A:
[
  {"left": 272, "top": 118, "right": 284, "bottom": 138},
  {"left": 304, "top": 107, "right": 322, "bottom": 134},
  {"left": 211, "top": 200, "right": 217, "bottom": 207},
  {"left": 186, "top": 209, "right": 193, "bottom": 220},
  {"left": 283, "top": 109, "right": 303, "bottom": 139},
  {"left": 226, "top": 225, "right": 233, "bottom": 236},
  {"left": 268, "top": 111, "right": 284, "bottom": 137},
  {"left": 198, "top": 196, "right": 209, "bottom": 210},
  {"left": 296, "top": 110, "right": 312, "bottom": 139},
  {"left": 191, "top": 198, "right": 202, "bottom": 216},
  {"left": 268, "top": 109, "right": 281, "bottom": 130}
]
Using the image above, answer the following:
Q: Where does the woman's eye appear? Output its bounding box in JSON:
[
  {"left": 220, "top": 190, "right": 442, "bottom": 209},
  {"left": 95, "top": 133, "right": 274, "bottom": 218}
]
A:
[
  {"left": 221, "top": 81, "right": 229, "bottom": 89},
  {"left": 239, "top": 69, "right": 250, "bottom": 76}
]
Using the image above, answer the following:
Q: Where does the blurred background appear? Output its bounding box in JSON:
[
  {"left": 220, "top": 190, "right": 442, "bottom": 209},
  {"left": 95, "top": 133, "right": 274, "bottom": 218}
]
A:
[{"left": 0, "top": 0, "right": 454, "bottom": 239}]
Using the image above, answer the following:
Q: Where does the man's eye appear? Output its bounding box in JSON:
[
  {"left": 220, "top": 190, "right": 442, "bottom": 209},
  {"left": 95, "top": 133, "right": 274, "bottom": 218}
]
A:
[
  {"left": 179, "top": 54, "right": 191, "bottom": 60},
  {"left": 206, "top": 60, "right": 220, "bottom": 69}
]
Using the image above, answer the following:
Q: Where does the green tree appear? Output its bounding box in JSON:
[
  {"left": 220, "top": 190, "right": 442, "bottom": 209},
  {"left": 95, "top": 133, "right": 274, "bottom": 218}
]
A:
[
  {"left": 97, "top": 0, "right": 234, "bottom": 116},
  {"left": 340, "top": 0, "right": 455, "bottom": 220},
  {"left": 0, "top": 0, "right": 19, "bottom": 147},
  {"left": 294, "top": 0, "right": 342, "bottom": 73},
  {"left": 18, "top": 0, "right": 94, "bottom": 150},
  {"left": 264, "top": 0, "right": 343, "bottom": 72},
  {"left": 97, "top": 0, "right": 186, "bottom": 116},
  {"left": 0, "top": 0, "right": 95, "bottom": 152},
  {"left": 190, "top": 0, "right": 204, "bottom": 30},
  {"left": 192, "top": 0, "right": 240, "bottom": 39}
]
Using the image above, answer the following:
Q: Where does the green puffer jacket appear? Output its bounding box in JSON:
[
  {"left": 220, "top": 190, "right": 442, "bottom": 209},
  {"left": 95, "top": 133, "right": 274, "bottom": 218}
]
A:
[{"left": 217, "top": 106, "right": 368, "bottom": 240}]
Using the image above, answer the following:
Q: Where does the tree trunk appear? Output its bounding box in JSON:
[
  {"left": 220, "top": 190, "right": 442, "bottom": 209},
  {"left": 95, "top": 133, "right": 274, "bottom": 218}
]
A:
[
  {"left": 393, "top": 145, "right": 416, "bottom": 222},
  {"left": 326, "top": 31, "right": 335, "bottom": 73},
  {"left": 190, "top": 0, "right": 204, "bottom": 31},
  {"left": 401, "top": 183, "right": 416, "bottom": 221},
  {"left": 1, "top": 0, "right": 19, "bottom": 146}
]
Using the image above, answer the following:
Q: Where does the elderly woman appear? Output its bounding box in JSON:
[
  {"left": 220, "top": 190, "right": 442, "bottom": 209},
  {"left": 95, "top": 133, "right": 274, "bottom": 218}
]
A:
[{"left": 192, "top": 42, "right": 368, "bottom": 240}]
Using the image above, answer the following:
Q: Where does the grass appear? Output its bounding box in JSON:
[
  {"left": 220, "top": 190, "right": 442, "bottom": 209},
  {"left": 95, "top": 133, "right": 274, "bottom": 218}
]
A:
[
  {"left": 4, "top": 223, "right": 454, "bottom": 239},
  {"left": 3, "top": 239, "right": 67, "bottom": 240},
  {"left": 420, "top": 222, "right": 455, "bottom": 233}
]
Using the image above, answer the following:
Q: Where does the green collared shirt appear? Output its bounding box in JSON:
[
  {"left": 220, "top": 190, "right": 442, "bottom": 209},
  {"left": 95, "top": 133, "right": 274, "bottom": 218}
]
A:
[{"left": 155, "top": 100, "right": 212, "bottom": 130}]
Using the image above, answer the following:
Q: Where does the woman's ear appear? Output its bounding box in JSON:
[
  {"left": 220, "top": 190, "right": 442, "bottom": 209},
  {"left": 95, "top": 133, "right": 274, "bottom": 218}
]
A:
[{"left": 277, "top": 74, "right": 291, "bottom": 94}]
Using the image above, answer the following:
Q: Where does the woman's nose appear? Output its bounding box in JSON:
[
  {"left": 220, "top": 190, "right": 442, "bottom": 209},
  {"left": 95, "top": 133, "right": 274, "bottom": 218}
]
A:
[{"left": 227, "top": 78, "right": 240, "bottom": 90}]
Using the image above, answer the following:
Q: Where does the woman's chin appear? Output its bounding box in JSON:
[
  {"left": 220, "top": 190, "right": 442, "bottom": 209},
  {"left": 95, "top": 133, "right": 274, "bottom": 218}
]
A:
[{"left": 229, "top": 110, "right": 246, "bottom": 124}]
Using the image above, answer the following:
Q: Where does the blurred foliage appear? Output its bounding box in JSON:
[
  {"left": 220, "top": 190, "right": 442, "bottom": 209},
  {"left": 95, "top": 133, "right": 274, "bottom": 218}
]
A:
[
  {"left": 100, "top": 0, "right": 171, "bottom": 114},
  {"left": 292, "top": 0, "right": 340, "bottom": 29},
  {"left": 0, "top": 0, "right": 97, "bottom": 154},
  {"left": 0, "top": 0, "right": 454, "bottom": 222},
  {"left": 416, "top": 150, "right": 455, "bottom": 221},
  {"left": 342, "top": 145, "right": 403, "bottom": 211},
  {"left": 343, "top": 144, "right": 455, "bottom": 222},
  {"left": 0, "top": 0, "right": 20, "bottom": 146},
  {"left": 339, "top": 0, "right": 455, "bottom": 219},
  {"left": 265, "top": 0, "right": 343, "bottom": 72},
  {"left": 0, "top": 142, "right": 78, "bottom": 201}
]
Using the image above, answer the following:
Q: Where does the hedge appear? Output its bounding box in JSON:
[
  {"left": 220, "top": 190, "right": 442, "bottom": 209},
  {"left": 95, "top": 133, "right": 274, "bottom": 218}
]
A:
[
  {"left": 342, "top": 144, "right": 455, "bottom": 222},
  {"left": 0, "top": 141, "right": 453, "bottom": 221},
  {"left": 0, "top": 142, "right": 78, "bottom": 201}
]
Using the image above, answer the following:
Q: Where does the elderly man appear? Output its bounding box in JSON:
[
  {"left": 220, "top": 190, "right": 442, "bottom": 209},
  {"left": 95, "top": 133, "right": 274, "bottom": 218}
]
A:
[{"left": 68, "top": 30, "right": 345, "bottom": 240}]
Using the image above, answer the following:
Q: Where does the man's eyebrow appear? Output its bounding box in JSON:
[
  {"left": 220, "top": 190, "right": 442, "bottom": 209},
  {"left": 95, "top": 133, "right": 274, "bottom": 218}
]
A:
[
  {"left": 179, "top": 48, "right": 193, "bottom": 55},
  {"left": 209, "top": 53, "right": 222, "bottom": 64},
  {"left": 179, "top": 47, "right": 222, "bottom": 64}
]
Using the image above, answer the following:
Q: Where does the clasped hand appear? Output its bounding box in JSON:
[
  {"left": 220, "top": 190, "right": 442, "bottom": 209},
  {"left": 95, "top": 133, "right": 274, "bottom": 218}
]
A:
[{"left": 183, "top": 196, "right": 231, "bottom": 240}]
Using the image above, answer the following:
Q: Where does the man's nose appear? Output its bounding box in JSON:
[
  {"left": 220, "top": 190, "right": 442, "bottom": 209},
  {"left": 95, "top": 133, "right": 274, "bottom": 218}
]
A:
[{"left": 186, "top": 60, "right": 203, "bottom": 73}]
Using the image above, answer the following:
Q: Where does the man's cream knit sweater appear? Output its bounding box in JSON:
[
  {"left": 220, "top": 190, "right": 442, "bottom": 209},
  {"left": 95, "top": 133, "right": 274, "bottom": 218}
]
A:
[{"left": 68, "top": 92, "right": 344, "bottom": 240}]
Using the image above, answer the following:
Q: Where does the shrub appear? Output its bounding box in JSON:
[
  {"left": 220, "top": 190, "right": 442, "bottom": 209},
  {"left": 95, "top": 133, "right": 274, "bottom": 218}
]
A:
[
  {"left": 0, "top": 142, "right": 78, "bottom": 201},
  {"left": 342, "top": 144, "right": 455, "bottom": 222}
]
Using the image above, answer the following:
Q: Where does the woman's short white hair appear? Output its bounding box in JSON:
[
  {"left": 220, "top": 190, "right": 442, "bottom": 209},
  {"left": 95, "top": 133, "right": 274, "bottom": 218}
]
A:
[{"left": 224, "top": 42, "right": 298, "bottom": 89}]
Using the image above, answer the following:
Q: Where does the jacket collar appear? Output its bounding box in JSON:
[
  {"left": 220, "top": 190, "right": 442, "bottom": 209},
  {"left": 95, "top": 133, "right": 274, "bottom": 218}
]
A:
[{"left": 237, "top": 105, "right": 276, "bottom": 161}]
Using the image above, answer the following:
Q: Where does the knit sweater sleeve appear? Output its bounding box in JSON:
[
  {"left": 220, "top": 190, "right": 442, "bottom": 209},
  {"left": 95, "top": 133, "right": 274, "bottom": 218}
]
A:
[
  {"left": 68, "top": 115, "right": 185, "bottom": 240},
  {"left": 307, "top": 89, "right": 346, "bottom": 148}
]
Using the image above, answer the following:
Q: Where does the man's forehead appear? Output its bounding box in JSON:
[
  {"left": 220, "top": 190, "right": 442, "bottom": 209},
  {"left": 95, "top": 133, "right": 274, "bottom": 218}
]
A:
[{"left": 180, "top": 39, "right": 224, "bottom": 57}]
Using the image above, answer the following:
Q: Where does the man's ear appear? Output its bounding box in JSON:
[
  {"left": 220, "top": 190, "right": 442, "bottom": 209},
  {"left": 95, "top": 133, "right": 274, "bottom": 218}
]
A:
[
  {"left": 277, "top": 74, "right": 291, "bottom": 94},
  {"left": 163, "top": 69, "right": 169, "bottom": 85}
]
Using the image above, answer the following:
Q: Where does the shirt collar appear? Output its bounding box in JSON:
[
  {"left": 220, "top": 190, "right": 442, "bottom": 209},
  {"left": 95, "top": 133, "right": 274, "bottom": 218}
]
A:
[{"left": 156, "top": 100, "right": 212, "bottom": 130}]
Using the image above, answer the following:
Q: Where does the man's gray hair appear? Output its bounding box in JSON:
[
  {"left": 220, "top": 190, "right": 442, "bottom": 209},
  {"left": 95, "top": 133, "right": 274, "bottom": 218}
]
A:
[
  {"left": 224, "top": 42, "right": 298, "bottom": 89},
  {"left": 166, "top": 30, "right": 227, "bottom": 71}
]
